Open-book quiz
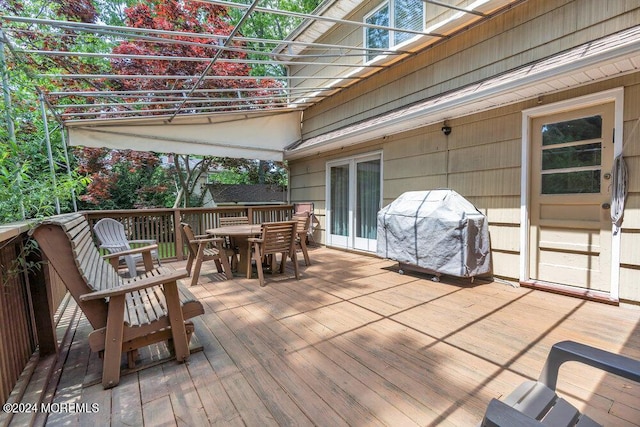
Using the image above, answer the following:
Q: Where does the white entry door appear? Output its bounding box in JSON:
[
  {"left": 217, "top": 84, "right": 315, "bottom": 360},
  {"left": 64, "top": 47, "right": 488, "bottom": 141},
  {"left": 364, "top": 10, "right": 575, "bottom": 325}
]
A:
[
  {"left": 327, "top": 153, "right": 382, "bottom": 252},
  {"left": 529, "top": 103, "right": 614, "bottom": 294}
]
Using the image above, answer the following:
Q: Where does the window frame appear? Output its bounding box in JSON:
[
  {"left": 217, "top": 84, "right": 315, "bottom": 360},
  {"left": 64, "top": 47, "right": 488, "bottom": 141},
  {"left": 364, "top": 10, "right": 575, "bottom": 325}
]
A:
[{"left": 363, "top": 0, "right": 425, "bottom": 63}]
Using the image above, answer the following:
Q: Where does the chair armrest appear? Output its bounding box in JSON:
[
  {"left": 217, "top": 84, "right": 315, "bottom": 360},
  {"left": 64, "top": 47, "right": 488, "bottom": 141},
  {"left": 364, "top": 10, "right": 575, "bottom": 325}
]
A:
[
  {"left": 481, "top": 399, "right": 543, "bottom": 427},
  {"left": 99, "top": 243, "right": 128, "bottom": 250},
  {"left": 191, "top": 237, "right": 225, "bottom": 245},
  {"left": 79, "top": 269, "right": 188, "bottom": 301},
  {"left": 102, "top": 244, "right": 159, "bottom": 260},
  {"left": 194, "top": 233, "right": 219, "bottom": 240},
  {"left": 539, "top": 340, "right": 640, "bottom": 390},
  {"left": 128, "top": 239, "right": 157, "bottom": 245},
  {"left": 247, "top": 237, "right": 263, "bottom": 243}
]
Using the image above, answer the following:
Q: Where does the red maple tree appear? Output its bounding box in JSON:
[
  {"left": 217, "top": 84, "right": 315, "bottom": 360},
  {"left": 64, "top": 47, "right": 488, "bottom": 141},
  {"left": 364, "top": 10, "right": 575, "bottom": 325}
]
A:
[{"left": 109, "top": 1, "right": 284, "bottom": 116}]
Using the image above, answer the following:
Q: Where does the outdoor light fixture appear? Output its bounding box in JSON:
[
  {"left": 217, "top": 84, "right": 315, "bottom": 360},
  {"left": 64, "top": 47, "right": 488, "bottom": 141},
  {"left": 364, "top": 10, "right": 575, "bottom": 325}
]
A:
[{"left": 441, "top": 123, "right": 452, "bottom": 135}]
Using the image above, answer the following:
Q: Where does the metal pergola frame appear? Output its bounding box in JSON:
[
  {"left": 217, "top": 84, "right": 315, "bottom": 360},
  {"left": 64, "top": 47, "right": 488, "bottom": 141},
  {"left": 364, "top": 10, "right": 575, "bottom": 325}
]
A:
[{"left": 1, "top": 0, "right": 513, "bottom": 125}]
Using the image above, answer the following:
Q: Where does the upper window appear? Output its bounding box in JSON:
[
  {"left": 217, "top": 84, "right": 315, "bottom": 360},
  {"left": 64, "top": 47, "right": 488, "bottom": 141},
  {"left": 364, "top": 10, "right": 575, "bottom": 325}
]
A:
[{"left": 365, "top": 0, "right": 424, "bottom": 62}]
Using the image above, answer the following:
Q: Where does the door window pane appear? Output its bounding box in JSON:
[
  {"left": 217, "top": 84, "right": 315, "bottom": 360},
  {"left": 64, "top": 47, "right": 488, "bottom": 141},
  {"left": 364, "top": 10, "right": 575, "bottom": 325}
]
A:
[
  {"left": 330, "top": 165, "right": 350, "bottom": 236},
  {"left": 356, "top": 160, "right": 381, "bottom": 239},
  {"left": 542, "top": 143, "right": 602, "bottom": 170},
  {"left": 542, "top": 115, "right": 602, "bottom": 146},
  {"left": 541, "top": 170, "right": 601, "bottom": 194}
]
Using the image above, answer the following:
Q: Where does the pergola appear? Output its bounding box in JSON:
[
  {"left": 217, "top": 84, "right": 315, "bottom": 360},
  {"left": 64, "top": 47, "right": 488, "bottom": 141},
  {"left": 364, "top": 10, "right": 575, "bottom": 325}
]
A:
[{"left": 1, "top": 0, "right": 519, "bottom": 161}]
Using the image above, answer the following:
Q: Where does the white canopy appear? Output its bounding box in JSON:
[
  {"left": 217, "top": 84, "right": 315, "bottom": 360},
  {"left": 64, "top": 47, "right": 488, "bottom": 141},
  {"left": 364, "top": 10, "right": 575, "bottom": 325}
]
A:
[{"left": 65, "top": 110, "right": 301, "bottom": 161}]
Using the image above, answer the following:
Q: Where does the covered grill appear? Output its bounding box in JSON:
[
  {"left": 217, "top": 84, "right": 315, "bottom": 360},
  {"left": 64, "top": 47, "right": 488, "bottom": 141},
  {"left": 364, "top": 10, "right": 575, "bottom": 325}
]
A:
[{"left": 376, "top": 189, "right": 492, "bottom": 280}]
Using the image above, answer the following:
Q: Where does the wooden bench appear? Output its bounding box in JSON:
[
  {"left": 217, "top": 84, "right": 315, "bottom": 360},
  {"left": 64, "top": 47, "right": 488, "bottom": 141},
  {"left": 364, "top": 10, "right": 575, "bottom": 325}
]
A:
[
  {"left": 30, "top": 213, "right": 204, "bottom": 389},
  {"left": 481, "top": 340, "right": 640, "bottom": 426}
]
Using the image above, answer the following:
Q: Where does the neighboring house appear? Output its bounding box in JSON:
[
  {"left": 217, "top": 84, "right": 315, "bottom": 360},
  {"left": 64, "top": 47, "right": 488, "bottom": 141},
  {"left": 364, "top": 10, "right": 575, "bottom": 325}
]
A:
[
  {"left": 282, "top": 1, "right": 640, "bottom": 304},
  {"left": 207, "top": 184, "right": 287, "bottom": 205}
]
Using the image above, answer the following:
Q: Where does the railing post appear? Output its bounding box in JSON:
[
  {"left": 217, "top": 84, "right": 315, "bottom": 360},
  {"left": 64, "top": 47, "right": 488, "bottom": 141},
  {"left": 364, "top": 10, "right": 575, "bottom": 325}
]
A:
[
  {"left": 174, "top": 209, "right": 185, "bottom": 260},
  {"left": 246, "top": 207, "right": 254, "bottom": 224},
  {"left": 27, "top": 249, "right": 58, "bottom": 356}
]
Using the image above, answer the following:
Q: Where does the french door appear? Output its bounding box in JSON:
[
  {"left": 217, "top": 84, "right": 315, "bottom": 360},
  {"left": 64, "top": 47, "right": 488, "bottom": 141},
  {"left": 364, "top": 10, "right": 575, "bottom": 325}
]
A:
[{"left": 327, "top": 153, "right": 382, "bottom": 252}]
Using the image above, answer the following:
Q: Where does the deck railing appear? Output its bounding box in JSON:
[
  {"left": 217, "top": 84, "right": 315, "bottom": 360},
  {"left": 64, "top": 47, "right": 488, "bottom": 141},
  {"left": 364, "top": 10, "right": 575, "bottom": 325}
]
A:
[
  {"left": 84, "top": 205, "right": 294, "bottom": 261},
  {"left": 0, "top": 204, "right": 295, "bottom": 405}
]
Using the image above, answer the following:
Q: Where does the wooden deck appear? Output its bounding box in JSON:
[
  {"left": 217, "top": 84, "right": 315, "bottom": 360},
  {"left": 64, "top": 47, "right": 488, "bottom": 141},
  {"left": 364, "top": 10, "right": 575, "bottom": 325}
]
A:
[{"left": 10, "top": 247, "right": 640, "bottom": 426}]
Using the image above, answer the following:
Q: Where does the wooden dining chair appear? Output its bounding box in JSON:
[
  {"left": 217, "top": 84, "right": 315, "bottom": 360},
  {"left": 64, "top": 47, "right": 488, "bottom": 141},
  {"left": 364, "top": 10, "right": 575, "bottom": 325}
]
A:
[
  {"left": 247, "top": 221, "right": 299, "bottom": 287},
  {"left": 293, "top": 212, "right": 311, "bottom": 266},
  {"left": 180, "top": 223, "right": 232, "bottom": 286},
  {"left": 218, "top": 216, "right": 250, "bottom": 270},
  {"left": 219, "top": 216, "right": 249, "bottom": 227}
]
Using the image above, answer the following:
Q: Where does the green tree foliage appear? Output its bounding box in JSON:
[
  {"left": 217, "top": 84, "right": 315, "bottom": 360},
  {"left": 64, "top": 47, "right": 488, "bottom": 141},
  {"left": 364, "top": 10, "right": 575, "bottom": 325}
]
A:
[
  {"left": 1, "top": 0, "right": 318, "bottom": 216},
  {"left": 1, "top": 1, "right": 90, "bottom": 222},
  {"left": 229, "top": 0, "right": 322, "bottom": 77}
]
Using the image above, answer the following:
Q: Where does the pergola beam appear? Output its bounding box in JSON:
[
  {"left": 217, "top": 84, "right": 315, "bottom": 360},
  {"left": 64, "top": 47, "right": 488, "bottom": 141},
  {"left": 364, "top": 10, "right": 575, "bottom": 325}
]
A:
[
  {"left": 3, "top": 16, "right": 408, "bottom": 56},
  {"left": 16, "top": 49, "right": 386, "bottom": 69}
]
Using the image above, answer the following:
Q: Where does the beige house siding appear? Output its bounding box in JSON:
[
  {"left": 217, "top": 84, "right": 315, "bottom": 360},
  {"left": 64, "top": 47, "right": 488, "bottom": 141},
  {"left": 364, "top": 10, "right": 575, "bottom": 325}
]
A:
[
  {"left": 294, "top": 0, "right": 640, "bottom": 141},
  {"left": 288, "top": 0, "right": 640, "bottom": 302},
  {"left": 619, "top": 76, "right": 640, "bottom": 302},
  {"left": 289, "top": 73, "right": 640, "bottom": 301}
]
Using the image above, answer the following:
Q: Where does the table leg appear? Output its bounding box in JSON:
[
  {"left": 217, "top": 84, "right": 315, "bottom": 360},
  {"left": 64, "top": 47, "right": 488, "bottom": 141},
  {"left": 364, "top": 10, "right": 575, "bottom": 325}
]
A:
[{"left": 236, "top": 240, "right": 251, "bottom": 276}]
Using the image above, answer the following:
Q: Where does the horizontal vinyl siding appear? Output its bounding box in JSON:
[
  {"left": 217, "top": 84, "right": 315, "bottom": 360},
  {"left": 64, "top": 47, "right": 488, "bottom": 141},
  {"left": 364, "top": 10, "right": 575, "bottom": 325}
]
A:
[
  {"left": 618, "top": 77, "right": 640, "bottom": 302},
  {"left": 298, "top": 0, "right": 640, "bottom": 141},
  {"left": 291, "top": 76, "right": 640, "bottom": 297}
]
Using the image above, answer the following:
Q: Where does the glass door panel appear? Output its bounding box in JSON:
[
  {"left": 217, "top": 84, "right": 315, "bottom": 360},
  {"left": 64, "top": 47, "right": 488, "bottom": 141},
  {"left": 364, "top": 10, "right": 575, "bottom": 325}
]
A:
[
  {"left": 329, "top": 163, "right": 350, "bottom": 247},
  {"left": 327, "top": 154, "right": 382, "bottom": 252},
  {"left": 354, "top": 159, "right": 381, "bottom": 251}
]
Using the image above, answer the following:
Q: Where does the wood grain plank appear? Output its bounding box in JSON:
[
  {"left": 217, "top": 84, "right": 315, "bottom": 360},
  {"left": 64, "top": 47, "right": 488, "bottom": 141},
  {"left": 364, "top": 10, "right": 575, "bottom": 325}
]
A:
[
  {"left": 14, "top": 247, "right": 640, "bottom": 427},
  {"left": 184, "top": 352, "right": 244, "bottom": 426},
  {"left": 162, "top": 361, "right": 210, "bottom": 426},
  {"left": 142, "top": 395, "right": 176, "bottom": 427},
  {"left": 111, "top": 372, "right": 143, "bottom": 427}
]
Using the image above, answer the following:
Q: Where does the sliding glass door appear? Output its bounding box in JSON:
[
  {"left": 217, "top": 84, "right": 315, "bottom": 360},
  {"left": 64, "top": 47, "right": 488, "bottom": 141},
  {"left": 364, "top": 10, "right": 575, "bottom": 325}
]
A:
[{"left": 327, "top": 153, "right": 382, "bottom": 252}]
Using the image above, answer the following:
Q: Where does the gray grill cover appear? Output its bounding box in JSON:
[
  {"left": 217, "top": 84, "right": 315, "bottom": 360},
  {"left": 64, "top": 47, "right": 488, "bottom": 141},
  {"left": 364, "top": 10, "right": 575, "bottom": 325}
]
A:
[{"left": 377, "top": 189, "right": 491, "bottom": 278}]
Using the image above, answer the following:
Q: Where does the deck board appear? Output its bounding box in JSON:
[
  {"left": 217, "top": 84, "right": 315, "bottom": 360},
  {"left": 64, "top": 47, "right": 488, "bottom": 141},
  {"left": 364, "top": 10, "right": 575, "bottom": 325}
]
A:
[{"left": 10, "top": 247, "right": 640, "bottom": 426}]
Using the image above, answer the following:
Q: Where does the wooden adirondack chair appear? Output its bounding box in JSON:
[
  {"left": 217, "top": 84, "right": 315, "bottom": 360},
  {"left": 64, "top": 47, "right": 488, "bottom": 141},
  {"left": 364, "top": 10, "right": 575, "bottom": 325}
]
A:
[
  {"left": 93, "top": 217, "right": 160, "bottom": 277},
  {"left": 180, "top": 223, "right": 232, "bottom": 286},
  {"left": 30, "top": 213, "right": 203, "bottom": 389},
  {"left": 247, "top": 221, "right": 299, "bottom": 287}
]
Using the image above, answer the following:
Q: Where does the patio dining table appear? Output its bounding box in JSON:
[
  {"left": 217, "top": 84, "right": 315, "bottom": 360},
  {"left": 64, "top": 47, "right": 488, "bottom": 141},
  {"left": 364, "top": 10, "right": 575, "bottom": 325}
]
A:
[{"left": 206, "top": 224, "right": 262, "bottom": 277}]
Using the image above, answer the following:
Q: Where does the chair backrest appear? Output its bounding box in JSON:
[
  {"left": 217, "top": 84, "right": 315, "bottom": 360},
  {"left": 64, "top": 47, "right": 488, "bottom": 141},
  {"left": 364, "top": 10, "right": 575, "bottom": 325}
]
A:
[
  {"left": 293, "top": 202, "right": 318, "bottom": 236},
  {"left": 31, "top": 213, "right": 121, "bottom": 330},
  {"left": 293, "top": 211, "right": 310, "bottom": 235},
  {"left": 94, "top": 218, "right": 132, "bottom": 252},
  {"left": 258, "top": 221, "right": 297, "bottom": 256},
  {"left": 180, "top": 223, "right": 199, "bottom": 258},
  {"left": 219, "top": 216, "right": 249, "bottom": 227},
  {"left": 293, "top": 202, "right": 313, "bottom": 215}
]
